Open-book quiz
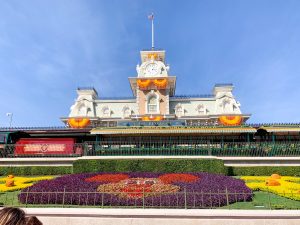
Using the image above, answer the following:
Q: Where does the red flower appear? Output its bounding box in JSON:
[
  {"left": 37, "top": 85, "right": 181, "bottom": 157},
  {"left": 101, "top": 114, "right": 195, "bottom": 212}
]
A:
[
  {"left": 85, "top": 174, "right": 129, "bottom": 183},
  {"left": 97, "top": 178, "right": 180, "bottom": 199},
  {"left": 158, "top": 173, "right": 199, "bottom": 184}
]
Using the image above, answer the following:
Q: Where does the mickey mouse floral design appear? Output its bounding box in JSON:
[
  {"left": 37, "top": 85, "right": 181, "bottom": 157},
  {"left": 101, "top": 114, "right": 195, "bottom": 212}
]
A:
[{"left": 85, "top": 173, "right": 199, "bottom": 199}]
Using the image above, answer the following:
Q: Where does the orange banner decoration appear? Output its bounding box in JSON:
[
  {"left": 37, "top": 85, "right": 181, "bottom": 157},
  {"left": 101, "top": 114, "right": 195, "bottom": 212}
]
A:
[
  {"left": 147, "top": 53, "right": 158, "bottom": 59},
  {"left": 141, "top": 116, "right": 163, "bottom": 121},
  {"left": 219, "top": 115, "right": 242, "bottom": 126},
  {"left": 153, "top": 79, "right": 168, "bottom": 89},
  {"left": 137, "top": 79, "right": 168, "bottom": 89},
  {"left": 137, "top": 79, "right": 151, "bottom": 89},
  {"left": 68, "top": 118, "right": 90, "bottom": 128}
]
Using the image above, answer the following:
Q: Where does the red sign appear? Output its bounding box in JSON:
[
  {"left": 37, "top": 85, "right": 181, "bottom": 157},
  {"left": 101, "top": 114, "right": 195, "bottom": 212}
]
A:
[{"left": 15, "top": 138, "right": 76, "bottom": 155}]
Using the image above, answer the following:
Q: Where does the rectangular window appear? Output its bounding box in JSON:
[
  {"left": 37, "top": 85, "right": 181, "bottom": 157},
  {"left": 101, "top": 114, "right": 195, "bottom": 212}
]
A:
[
  {"left": 148, "top": 105, "right": 157, "bottom": 113},
  {"left": 0, "top": 134, "right": 6, "bottom": 144}
]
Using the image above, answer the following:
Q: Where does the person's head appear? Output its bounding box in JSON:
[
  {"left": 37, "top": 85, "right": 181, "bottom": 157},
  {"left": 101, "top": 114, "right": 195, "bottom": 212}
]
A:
[
  {"left": 25, "top": 216, "right": 42, "bottom": 225},
  {"left": 0, "top": 207, "right": 26, "bottom": 225}
]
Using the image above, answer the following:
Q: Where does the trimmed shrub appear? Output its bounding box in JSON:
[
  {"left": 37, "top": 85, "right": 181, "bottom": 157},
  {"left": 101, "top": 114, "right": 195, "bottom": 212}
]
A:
[
  {"left": 0, "top": 166, "right": 72, "bottom": 176},
  {"left": 229, "top": 166, "right": 300, "bottom": 176},
  {"left": 4, "top": 160, "right": 300, "bottom": 177},
  {"left": 73, "top": 159, "right": 227, "bottom": 174}
]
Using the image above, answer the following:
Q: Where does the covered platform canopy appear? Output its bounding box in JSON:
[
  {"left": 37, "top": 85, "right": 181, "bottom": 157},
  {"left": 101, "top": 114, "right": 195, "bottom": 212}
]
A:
[
  {"left": 90, "top": 126, "right": 257, "bottom": 136},
  {"left": 258, "top": 125, "right": 300, "bottom": 133}
]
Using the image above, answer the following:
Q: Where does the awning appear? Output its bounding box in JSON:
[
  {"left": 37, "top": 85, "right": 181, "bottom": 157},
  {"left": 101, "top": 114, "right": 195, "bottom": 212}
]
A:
[
  {"left": 90, "top": 126, "right": 257, "bottom": 135},
  {"left": 259, "top": 126, "right": 300, "bottom": 133}
]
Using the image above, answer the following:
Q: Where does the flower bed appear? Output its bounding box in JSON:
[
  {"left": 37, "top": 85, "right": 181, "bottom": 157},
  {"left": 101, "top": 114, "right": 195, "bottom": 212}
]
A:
[
  {"left": 19, "top": 172, "right": 252, "bottom": 208},
  {"left": 0, "top": 176, "right": 54, "bottom": 192},
  {"left": 241, "top": 176, "right": 300, "bottom": 200}
]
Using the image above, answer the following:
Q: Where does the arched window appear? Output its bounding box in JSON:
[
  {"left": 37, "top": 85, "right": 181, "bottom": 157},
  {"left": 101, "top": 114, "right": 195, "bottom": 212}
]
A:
[
  {"left": 77, "top": 103, "right": 87, "bottom": 116},
  {"left": 196, "top": 104, "right": 206, "bottom": 115},
  {"left": 122, "top": 106, "right": 131, "bottom": 118},
  {"left": 222, "top": 98, "right": 232, "bottom": 113},
  {"left": 147, "top": 95, "right": 158, "bottom": 113},
  {"left": 102, "top": 106, "right": 111, "bottom": 117},
  {"left": 175, "top": 104, "right": 184, "bottom": 118}
]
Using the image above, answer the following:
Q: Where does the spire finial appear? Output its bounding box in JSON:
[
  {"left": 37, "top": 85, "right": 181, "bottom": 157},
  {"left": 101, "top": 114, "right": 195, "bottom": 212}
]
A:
[{"left": 148, "top": 13, "right": 154, "bottom": 50}]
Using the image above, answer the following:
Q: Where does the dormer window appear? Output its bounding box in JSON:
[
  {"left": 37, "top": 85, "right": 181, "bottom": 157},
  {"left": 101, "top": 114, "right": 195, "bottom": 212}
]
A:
[
  {"left": 102, "top": 106, "right": 111, "bottom": 117},
  {"left": 222, "top": 97, "right": 232, "bottom": 113},
  {"left": 122, "top": 106, "right": 132, "bottom": 118},
  {"left": 196, "top": 104, "right": 206, "bottom": 115},
  {"left": 175, "top": 104, "right": 184, "bottom": 117},
  {"left": 77, "top": 103, "right": 87, "bottom": 116}
]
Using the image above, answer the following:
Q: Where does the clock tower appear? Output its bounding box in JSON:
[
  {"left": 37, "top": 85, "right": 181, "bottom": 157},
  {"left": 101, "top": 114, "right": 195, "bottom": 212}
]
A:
[
  {"left": 64, "top": 13, "right": 249, "bottom": 128},
  {"left": 129, "top": 50, "right": 176, "bottom": 120}
]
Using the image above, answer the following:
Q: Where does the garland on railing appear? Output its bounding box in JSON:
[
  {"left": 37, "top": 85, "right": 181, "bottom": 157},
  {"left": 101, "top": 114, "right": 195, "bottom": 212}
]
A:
[
  {"left": 141, "top": 116, "right": 164, "bottom": 121},
  {"left": 137, "top": 78, "right": 168, "bottom": 89},
  {"left": 137, "top": 79, "right": 152, "bottom": 89},
  {"left": 153, "top": 79, "right": 167, "bottom": 89},
  {"left": 68, "top": 118, "right": 90, "bottom": 128},
  {"left": 219, "top": 115, "right": 243, "bottom": 126}
]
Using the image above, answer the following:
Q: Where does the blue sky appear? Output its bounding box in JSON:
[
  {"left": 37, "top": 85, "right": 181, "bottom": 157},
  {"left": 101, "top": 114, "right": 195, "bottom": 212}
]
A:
[{"left": 0, "top": 0, "right": 300, "bottom": 127}]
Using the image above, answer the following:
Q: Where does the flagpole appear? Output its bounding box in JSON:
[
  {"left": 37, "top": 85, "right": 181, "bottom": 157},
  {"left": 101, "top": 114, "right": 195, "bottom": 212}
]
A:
[{"left": 152, "top": 16, "right": 154, "bottom": 50}]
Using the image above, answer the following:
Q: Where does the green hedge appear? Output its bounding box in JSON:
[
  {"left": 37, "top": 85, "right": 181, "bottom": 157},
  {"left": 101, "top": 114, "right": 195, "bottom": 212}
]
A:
[
  {"left": 0, "top": 166, "right": 72, "bottom": 176},
  {"left": 229, "top": 166, "right": 300, "bottom": 176},
  {"left": 73, "top": 159, "right": 227, "bottom": 174},
  {"left": 2, "top": 161, "right": 300, "bottom": 177}
]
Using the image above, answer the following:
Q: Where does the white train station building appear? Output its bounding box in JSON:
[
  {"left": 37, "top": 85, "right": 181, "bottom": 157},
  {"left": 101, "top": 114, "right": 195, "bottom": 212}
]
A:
[{"left": 62, "top": 48, "right": 250, "bottom": 127}]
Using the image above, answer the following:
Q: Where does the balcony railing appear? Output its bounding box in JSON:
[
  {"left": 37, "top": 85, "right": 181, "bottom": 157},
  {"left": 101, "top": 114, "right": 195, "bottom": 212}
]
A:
[
  {"left": 1, "top": 141, "right": 300, "bottom": 157},
  {"left": 1, "top": 190, "right": 299, "bottom": 209}
]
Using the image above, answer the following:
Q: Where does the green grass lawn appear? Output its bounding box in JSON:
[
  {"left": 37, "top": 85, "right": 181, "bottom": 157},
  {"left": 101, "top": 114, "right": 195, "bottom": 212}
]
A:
[
  {"left": 222, "top": 191, "right": 300, "bottom": 209},
  {"left": 1, "top": 191, "right": 300, "bottom": 209},
  {"left": 0, "top": 191, "right": 21, "bottom": 207}
]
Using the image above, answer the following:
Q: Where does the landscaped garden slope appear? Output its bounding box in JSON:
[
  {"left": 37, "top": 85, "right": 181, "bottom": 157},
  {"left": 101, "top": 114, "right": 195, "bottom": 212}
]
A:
[
  {"left": 241, "top": 175, "right": 300, "bottom": 200},
  {"left": 18, "top": 172, "right": 252, "bottom": 208},
  {"left": 3, "top": 159, "right": 300, "bottom": 177},
  {"left": 0, "top": 176, "right": 53, "bottom": 192},
  {"left": 1, "top": 173, "right": 300, "bottom": 209}
]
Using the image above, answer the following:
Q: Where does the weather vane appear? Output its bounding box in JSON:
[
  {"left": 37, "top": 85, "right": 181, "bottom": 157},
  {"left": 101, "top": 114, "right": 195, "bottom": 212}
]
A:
[{"left": 148, "top": 13, "right": 154, "bottom": 50}]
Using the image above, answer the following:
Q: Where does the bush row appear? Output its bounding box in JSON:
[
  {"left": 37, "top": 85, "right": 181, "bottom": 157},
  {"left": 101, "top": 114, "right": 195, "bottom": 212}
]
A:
[
  {"left": 72, "top": 159, "right": 227, "bottom": 174},
  {"left": 229, "top": 166, "right": 300, "bottom": 176},
  {"left": 0, "top": 166, "right": 72, "bottom": 176},
  {"left": 1, "top": 159, "right": 300, "bottom": 176}
]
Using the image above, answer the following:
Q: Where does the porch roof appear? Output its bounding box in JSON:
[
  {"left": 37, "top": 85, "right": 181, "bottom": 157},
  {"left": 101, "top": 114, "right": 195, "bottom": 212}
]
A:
[{"left": 90, "top": 126, "right": 257, "bottom": 135}]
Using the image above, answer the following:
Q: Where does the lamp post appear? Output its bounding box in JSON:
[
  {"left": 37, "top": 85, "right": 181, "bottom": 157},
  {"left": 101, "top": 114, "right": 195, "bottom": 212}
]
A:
[{"left": 6, "top": 113, "right": 13, "bottom": 128}]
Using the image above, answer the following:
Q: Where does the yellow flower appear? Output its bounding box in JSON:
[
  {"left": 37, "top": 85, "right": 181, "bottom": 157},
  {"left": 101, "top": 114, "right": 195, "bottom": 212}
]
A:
[
  {"left": 0, "top": 176, "right": 53, "bottom": 192},
  {"left": 241, "top": 176, "right": 300, "bottom": 200}
]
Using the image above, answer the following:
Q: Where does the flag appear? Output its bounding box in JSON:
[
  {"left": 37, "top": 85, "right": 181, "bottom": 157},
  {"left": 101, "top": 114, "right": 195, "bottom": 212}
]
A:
[{"left": 148, "top": 13, "right": 154, "bottom": 20}]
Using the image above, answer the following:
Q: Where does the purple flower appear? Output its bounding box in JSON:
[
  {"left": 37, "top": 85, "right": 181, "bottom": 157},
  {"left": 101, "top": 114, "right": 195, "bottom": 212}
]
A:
[{"left": 19, "top": 172, "right": 252, "bottom": 208}]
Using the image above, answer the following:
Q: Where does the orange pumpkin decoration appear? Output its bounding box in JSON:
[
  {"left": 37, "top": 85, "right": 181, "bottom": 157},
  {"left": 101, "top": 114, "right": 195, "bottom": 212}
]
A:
[
  {"left": 271, "top": 174, "right": 281, "bottom": 179},
  {"left": 219, "top": 115, "right": 243, "bottom": 126},
  {"left": 68, "top": 118, "right": 90, "bottom": 128},
  {"left": 265, "top": 178, "right": 280, "bottom": 186},
  {"left": 137, "top": 79, "right": 151, "bottom": 89},
  {"left": 5, "top": 175, "right": 14, "bottom": 187},
  {"left": 153, "top": 79, "right": 168, "bottom": 89},
  {"left": 142, "top": 116, "right": 163, "bottom": 121}
]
